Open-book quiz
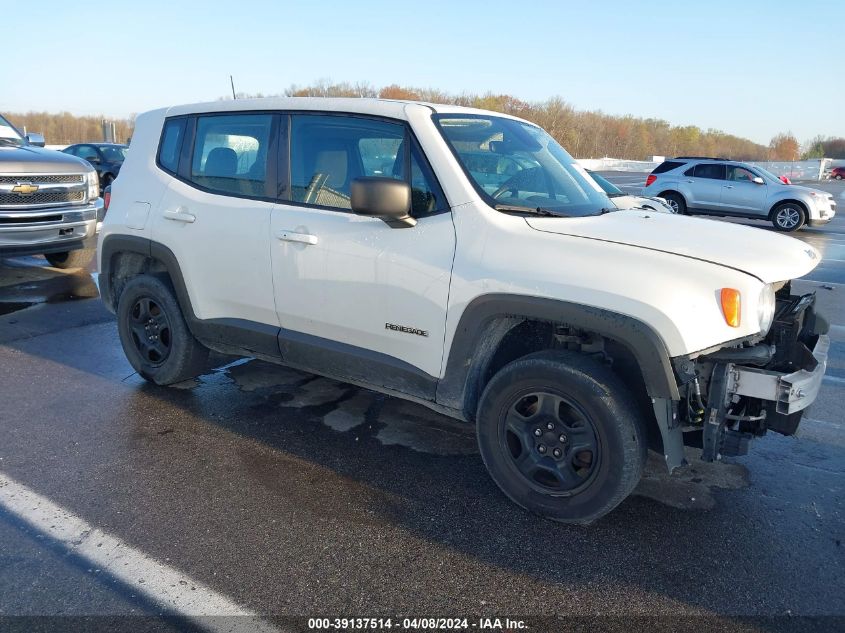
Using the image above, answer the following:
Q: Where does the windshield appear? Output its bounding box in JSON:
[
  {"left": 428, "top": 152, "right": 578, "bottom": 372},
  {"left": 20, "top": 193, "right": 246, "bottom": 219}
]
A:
[
  {"left": 753, "top": 165, "right": 783, "bottom": 183},
  {"left": 100, "top": 145, "right": 128, "bottom": 161},
  {"left": 585, "top": 170, "right": 624, "bottom": 196},
  {"left": 0, "top": 114, "right": 25, "bottom": 147},
  {"left": 433, "top": 114, "right": 612, "bottom": 217}
]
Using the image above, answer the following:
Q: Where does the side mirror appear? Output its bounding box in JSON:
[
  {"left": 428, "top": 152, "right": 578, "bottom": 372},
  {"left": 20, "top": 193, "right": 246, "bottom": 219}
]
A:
[
  {"left": 25, "top": 132, "right": 45, "bottom": 147},
  {"left": 350, "top": 177, "right": 415, "bottom": 228},
  {"left": 752, "top": 176, "right": 765, "bottom": 185}
]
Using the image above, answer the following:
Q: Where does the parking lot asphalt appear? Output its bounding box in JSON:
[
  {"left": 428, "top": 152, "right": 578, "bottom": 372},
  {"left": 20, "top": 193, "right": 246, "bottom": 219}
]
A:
[{"left": 1, "top": 183, "right": 844, "bottom": 631}]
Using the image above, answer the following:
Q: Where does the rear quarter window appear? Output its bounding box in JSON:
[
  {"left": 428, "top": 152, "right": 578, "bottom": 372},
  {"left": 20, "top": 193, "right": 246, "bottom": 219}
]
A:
[
  {"left": 651, "top": 160, "right": 686, "bottom": 174},
  {"left": 158, "top": 118, "right": 187, "bottom": 174}
]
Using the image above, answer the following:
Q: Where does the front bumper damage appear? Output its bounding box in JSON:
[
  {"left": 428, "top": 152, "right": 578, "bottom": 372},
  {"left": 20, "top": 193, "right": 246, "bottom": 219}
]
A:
[{"left": 674, "top": 284, "right": 829, "bottom": 463}]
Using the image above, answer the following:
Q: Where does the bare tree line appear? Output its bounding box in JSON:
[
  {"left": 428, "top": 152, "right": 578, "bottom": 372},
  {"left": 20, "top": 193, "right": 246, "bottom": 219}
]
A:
[
  {"left": 8, "top": 81, "right": 842, "bottom": 161},
  {"left": 5, "top": 111, "right": 134, "bottom": 145}
]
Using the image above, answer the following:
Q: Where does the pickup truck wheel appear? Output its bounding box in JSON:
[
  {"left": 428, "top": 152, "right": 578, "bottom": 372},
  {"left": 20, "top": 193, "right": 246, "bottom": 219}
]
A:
[
  {"left": 661, "top": 192, "right": 686, "bottom": 215},
  {"left": 116, "top": 275, "right": 208, "bottom": 385},
  {"left": 476, "top": 350, "right": 646, "bottom": 524},
  {"left": 771, "top": 203, "right": 806, "bottom": 232},
  {"left": 44, "top": 248, "right": 95, "bottom": 270}
]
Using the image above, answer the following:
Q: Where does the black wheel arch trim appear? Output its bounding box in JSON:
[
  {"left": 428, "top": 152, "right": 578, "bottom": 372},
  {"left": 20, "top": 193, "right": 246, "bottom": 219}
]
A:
[
  {"left": 435, "top": 294, "right": 680, "bottom": 419},
  {"left": 99, "top": 234, "right": 281, "bottom": 358},
  {"left": 99, "top": 234, "right": 437, "bottom": 394},
  {"left": 101, "top": 239, "right": 679, "bottom": 420}
]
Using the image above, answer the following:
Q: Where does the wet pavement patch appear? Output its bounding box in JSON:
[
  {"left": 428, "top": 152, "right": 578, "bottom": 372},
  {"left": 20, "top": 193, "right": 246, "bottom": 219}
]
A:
[
  {"left": 223, "top": 359, "right": 752, "bottom": 507},
  {"left": 0, "top": 301, "right": 35, "bottom": 317},
  {"left": 0, "top": 267, "right": 99, "bottom": 317},
  {"left": 633, "top": 450, "right": 750, "bottom": 510}
]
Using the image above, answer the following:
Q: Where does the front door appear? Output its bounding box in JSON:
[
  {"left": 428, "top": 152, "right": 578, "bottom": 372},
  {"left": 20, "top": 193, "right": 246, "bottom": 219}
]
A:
[
  {"left": 721, "top": 164, "right": 768, "bottom": 216},
  {"left": 269, "top": 113, "right": 455, "bottom": 397}
]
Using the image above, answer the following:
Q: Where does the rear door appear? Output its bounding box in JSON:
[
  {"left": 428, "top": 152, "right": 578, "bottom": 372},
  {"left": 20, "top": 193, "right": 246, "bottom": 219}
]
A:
[
  {"left": 684, "top": 163, "right": 726, "bottom": 210},
  {"left": 720, "top": 164, "right": 768, "bottom": 216},
  {"left": 151, "top": 112, "right": 280, "bottom": 354},
  {"left": 269, "top": 113, "right": 455, "bottom": 397}
]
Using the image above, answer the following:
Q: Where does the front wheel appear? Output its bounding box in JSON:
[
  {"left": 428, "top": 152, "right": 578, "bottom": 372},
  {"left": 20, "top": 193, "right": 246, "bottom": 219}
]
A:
[
  {"left": 835, "top": 174, "right": 842, "bottom": 180},
  {"left": 476, "top": 351, "right": 647, "bottom": 524},
  {"left": 771, "top": 203, "right": 806, "bottom": 232},
  {"left": 45, "top": 248, "right": 95, "bottom": 270}
]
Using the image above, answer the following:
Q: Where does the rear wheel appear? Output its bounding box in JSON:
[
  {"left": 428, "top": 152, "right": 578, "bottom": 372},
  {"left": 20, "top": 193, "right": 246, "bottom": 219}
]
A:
[
  {"left": 476, "top": 351, "right": 647, "bottom": 524},
  {"left": 835, "top": 174, "right": 842, "bottom": 180},
  {"left": 661, "top": 192, "right": 686, "bottom": 215},
  {"left": 117, "top": 274, "right": 208, "bottom": 385},
  {"left": 771, "top": 203, "right": 806, "bottom": 232},
  {"left": 44, "top": 248, "right": 95, "bottom": 270}
]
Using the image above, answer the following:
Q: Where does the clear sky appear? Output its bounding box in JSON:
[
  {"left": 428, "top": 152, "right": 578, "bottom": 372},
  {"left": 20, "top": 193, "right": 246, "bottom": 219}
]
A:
[{"left": 2, "top": 0, "right": 841, "bottom": 145}]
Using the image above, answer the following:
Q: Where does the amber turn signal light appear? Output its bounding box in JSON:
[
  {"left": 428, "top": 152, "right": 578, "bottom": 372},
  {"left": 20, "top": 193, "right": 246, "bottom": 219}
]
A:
[{"left": 720, "top": 288, "right": 741, "bottom": 327}]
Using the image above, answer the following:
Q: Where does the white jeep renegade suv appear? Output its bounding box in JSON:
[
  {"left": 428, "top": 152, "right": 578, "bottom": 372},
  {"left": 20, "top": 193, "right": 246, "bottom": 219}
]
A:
[{"left": 98, "top": 98, "right": 829, "bottom": 523}]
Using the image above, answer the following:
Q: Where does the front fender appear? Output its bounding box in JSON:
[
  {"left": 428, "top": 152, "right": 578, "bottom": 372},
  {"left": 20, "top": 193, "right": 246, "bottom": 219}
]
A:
[{"left": 435, "top": 294, "right": 680, "bottom": 417}]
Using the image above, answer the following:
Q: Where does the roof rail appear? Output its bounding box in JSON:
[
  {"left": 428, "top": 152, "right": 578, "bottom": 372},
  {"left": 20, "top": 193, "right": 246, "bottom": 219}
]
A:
[{"left": 674, "top": 156, "right": 729, "bottom": 161}]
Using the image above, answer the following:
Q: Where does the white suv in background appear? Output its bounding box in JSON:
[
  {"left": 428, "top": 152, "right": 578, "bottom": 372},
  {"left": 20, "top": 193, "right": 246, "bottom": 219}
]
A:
[
  {"left": 98, "top": 99, "right": 829, "bottom": 523},
  {"left": 644, "top": 157, "right": 836, "bottom": 231}
]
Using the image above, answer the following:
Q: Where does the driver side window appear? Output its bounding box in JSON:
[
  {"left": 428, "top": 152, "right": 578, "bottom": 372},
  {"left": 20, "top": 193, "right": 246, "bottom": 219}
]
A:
[
  {"left": 728, "top": 166, "right": 756, "bottom": 182},
  {"left": 288, "top": 114, "right": 444, "bottom": 217}
]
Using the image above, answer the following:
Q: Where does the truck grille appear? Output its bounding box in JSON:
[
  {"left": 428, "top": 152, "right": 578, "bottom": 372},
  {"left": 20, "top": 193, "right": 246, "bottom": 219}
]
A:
[
  {"left": 0, "top": 174, "right": 84, "bottom": 185},
  {"left": 0, "top": 190, "right": 85, "bottom": 206},
  {"left": 0, "top": 173, "right": 87, "bottom": 209}
]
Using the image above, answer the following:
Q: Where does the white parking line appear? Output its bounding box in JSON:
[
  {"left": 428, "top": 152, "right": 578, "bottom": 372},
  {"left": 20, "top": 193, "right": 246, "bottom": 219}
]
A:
[{"left": 0, "top": 472, "right": 284, "bottom": 633}]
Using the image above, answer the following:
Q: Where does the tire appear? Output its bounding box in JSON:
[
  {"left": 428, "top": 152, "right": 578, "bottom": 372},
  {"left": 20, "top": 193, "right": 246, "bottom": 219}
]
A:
[
  {"left": 476, "top": 350, "right": 647, "bottom": 524},
  {"left": 770, "top": 202, "right": 806, "bottom": 232},
  {"left": 835, "top": 174, "right": 842, "bottom": 180},
  {"left": 116, "top": 274, "right": 209, "bottom": 385},
  {"left": 44, "top": 248, "right": 95, "bottom": 270},
  {"left": 661, "top": 192, "right": 686, "bottom": 215}
]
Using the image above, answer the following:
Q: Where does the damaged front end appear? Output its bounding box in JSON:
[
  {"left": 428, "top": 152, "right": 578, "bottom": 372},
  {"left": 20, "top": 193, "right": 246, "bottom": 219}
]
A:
[{"left": 674, "top": 283, "right": 830, "bottom": 462}]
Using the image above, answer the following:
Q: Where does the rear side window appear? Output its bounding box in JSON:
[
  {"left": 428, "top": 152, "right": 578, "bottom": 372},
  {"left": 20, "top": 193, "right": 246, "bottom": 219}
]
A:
[
  {"left": 158, "top": 118, "right": 186, "bottom": 174},
  {"left": 652, "top": 160, "right": 686, "bottom": 174},
  {"left": 692, "top": 163, "right": 726, "bottom": 180},
  {"left": 189, "top": 113, "right": 273, "bottom": 197}
]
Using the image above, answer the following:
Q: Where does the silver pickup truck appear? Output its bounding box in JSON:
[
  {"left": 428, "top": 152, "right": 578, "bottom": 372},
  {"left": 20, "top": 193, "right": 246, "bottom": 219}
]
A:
[{"left": 0, "top": 113, "right": 103, "bottom": 269}]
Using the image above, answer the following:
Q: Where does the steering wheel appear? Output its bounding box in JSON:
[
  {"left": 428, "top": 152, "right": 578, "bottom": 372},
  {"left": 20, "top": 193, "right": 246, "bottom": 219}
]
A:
[{"left": 491, "top": 167, "right": 542, "bottom": 200}]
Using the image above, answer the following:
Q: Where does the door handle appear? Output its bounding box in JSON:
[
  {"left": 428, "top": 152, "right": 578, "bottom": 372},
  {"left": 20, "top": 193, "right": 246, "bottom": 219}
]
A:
[
  {"left": 724, "top": 185, "right": 734, "bottom": 189},
  {"left": 163, "top": 209, "right": 196, "bottom": 223},
  {"left": 276, "top": 230, "right": 318, "bottom": 245},
  {"left": 686, "top": 180, "right": 695, "bottom": 183}
]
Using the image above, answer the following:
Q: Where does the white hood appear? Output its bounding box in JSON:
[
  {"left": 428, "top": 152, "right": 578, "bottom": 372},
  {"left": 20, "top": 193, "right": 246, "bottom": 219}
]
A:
[{"left": 525, "top": 211, "right": 820, "bottom": 284}]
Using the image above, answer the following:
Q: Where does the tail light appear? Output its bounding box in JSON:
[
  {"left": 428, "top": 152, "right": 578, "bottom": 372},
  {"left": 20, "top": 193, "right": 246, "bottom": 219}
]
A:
[
  {"left": 645, "top": 174, "right": 657, "bottom": 187},
  {"left": 103, "top": 189, "right": 111, "bottom": 213}
]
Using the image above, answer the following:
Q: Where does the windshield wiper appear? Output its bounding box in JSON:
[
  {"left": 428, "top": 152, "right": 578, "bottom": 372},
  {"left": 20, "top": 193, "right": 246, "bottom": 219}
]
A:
[
  {"left": 494, "top": 204, "right": 571, "bottom": 217},
  {"left": 599, "top": 207, "right": 618, "bottom": 214},
  {"left": 0, "top": 138, "right": 24, "bottom": 147}
]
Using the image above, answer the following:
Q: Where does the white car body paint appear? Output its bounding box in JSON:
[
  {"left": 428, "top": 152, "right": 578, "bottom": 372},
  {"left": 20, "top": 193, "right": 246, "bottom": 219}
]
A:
[{"left": 99, "top": 97, "right": 821, "bottom": 377}]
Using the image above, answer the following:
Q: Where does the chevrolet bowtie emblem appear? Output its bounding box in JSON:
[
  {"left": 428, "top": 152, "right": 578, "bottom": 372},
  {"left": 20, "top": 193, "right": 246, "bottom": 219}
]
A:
[{"left": 12, "top": 183, "right": 39, "bottom": 195}]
